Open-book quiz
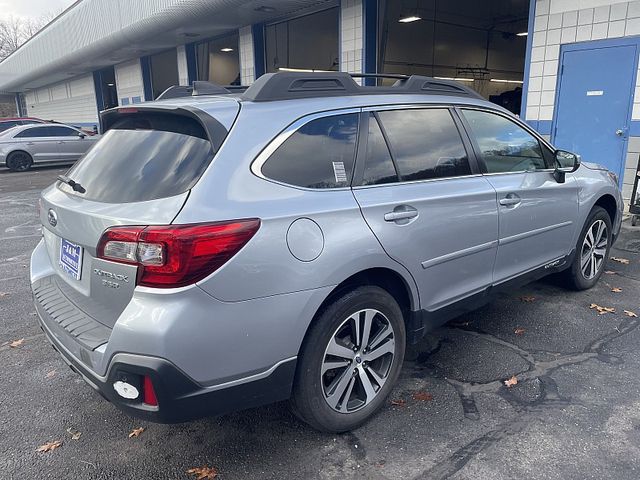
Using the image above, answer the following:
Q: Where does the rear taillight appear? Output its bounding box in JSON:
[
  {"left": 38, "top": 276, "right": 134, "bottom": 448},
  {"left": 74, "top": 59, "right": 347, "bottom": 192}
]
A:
[{"left": 96, "top": 219, "right": 260, "bottom": 288}]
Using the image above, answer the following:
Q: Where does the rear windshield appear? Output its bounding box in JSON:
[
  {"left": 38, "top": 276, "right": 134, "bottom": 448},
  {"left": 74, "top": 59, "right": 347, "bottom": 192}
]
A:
[{"left": 59, "top": 113, "right": 215, "bottom": 203}]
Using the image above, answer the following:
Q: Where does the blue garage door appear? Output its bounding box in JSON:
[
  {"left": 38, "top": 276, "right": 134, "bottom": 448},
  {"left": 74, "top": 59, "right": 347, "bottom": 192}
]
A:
[{"left": 553, "top": 42, "right": 637, "bottom": 183}]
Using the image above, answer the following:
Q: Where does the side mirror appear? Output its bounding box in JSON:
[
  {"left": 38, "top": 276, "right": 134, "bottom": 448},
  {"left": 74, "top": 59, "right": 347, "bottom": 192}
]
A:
[
  {"left": 553, "top": 150, "right": 580, "bottom": 183},
  {"left": 78, "top": 132, "right": 86, "bottom": 139}
]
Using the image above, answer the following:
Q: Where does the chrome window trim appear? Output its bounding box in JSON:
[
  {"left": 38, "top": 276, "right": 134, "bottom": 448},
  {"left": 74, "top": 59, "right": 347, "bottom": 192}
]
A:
[
  {"left": 352, "top": 173, "right": 484, "bottom": 190},
  {"left": 250, "top": 107, "right": 362, "bottom": 192}
]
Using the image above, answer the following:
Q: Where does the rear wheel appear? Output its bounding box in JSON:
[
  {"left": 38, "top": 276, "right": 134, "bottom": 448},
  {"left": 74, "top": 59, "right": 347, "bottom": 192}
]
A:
[
  {"left": 291, "top": 286, "right": 406, "bottom": 432},
  {"left": 6, "top": 151, "right": 33, "bottom": 172},
  {"left": 563, "top": 206, "right": 612, "bottom": 290}
]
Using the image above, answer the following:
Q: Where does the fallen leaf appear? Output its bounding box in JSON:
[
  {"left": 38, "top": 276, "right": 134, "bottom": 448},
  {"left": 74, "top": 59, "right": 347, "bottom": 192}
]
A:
[
  {"left": 604, "top": 270, "right": 617, "bottom": 275},
  {"left": 412, "top": 391, "right": 433, "bottom": 401},
  {"left": 390, "top": 399, "right": 406, "bottom": 407},
  {"left": 589, "top": 303, "right": 616, "bottom": 315},
  {"left": 451, "top": 320, "right": 471, "bottom": 327},
  {"left": 611, "top": 257, "right": 630, "bottom": 265},
  {"left": 624, "top": 310, "right": 638, "bottom": 318},
  {"left": 128, "top": 427, "right": 145, "bottom": 438},
  {"left": 9, "top": 338, "right": 24, "bottom": 348},
  {"left": 66, "top": 428, "right": 81, "bottom": 440},
  {"left": 514, "top": 327, "right": 526, "bottom": 336},
  {"left": 611, "top": 287, "right": 623, "bottom": 293},
  {"left": 46, "top": 370, "right": 56, "bottom": 379},
  {"left": 504, "top": 375, "right": 518, "bottom": 387},
  {"left": 187, "top": 466, "right": 218, "bottom": 480},
  {"left": 36, "top": 440, "right": 62, "bottom": 452},
  {"left": 519, "top": 296, "right": 536, "bottom": 303}
]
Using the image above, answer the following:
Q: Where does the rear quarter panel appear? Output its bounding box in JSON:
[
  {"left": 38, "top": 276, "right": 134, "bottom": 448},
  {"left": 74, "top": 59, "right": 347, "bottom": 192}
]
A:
[{"left": 174, "top": 102, "right": 419, "bottom": 306}]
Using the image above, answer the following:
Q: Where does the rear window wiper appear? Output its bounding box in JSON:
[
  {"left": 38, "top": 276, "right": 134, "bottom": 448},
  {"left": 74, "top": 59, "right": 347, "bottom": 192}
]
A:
[{"left": 57, "top": 175, "right": 86, "bottom": 194}]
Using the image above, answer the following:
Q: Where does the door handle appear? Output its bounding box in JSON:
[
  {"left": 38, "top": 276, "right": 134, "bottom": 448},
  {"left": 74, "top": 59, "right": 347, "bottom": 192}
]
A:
[
  {"left": 57, "top": 141, "right": 64, "bottom": 144},
  {"left": 384, "top": 207, "right": 419, "bottom": 222},
  {"left": 499, "top": 194, "right": 521, "bottom": 207}
]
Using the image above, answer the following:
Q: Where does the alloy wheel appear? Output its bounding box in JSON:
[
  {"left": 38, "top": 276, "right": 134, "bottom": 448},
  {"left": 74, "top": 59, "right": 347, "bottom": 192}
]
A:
[
  {"left": 321, "top": 308, "right": 396, "bottom": 413},
  {"left": 580, "top": 219, "right": 608, "bottom": 280},
  {"left": 10, "top": 153, "right": 31, "bottom": 171}
]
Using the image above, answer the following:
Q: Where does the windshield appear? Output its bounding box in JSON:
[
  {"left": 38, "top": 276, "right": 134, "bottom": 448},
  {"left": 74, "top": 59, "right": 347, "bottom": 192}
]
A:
[{"left": 60, "top": 115, "right": 215, "bottom": 203}]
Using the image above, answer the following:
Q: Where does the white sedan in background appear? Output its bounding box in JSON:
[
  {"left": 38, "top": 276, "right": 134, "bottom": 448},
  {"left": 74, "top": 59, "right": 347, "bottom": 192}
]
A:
[{"left": 0, "top": 123, "right": 99, "bottom": 171}]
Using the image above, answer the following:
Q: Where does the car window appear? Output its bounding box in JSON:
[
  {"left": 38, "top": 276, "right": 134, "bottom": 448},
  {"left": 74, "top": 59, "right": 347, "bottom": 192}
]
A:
[
  {"left": 461, "top": 109, "right": 548, "bottom": 173},
  {"left": 15, "top": 126, "right": 53, "bottom": 138},
  {"left": 48, "top": 125, "right": 78, "bottom": 136},
  {"left": 261, "top": 113, "right": 359, "bottom": 189},
  {"left": 376, "top": 108, "right": 472, "bottom": 181},
  {"left": 61, "top": 114, "right": 215, "bottom": 203},
  {"left": 361, "top": 114, "right": 398, "bottom": 186},
  {"left": 0, "top": 121, "right": 19, "bottom": 132}
]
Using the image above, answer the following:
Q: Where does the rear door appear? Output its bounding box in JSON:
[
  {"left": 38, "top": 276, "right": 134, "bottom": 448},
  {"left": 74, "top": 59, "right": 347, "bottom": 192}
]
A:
[
  {"left": 38, "top": 104, "right": 239, "bottom": 328},
  {"left": 352, "top": 107, "right": 499, "bottom": 312},
  {"left": 459, "top": 108, "right": 578, "bottom": 283},
  {"left": 14, "top": 126, "right": 60, "bottom": 163}
]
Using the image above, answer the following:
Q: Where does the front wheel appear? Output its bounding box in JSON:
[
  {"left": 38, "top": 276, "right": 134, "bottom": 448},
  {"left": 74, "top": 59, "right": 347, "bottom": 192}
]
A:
[
  {"left": 563, "top": 206, "right": 612, "bottom": 290},
  {"left": 291, "top": 286, "right": 406, "bottom": 432}
]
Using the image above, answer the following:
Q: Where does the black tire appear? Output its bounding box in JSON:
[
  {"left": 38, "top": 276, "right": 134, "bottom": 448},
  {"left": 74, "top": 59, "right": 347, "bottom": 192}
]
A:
[
  {"left": 563, "top": 206, "right": 612, "bottom": 290},
  {"left": 291, "top": 285, "right": 406, "bottom": 432},
  {"left": 6, "top": 151, "right": 33, "bottom": 172}
]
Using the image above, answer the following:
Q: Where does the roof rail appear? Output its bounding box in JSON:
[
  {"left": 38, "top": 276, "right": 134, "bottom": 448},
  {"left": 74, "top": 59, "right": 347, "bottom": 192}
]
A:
[
  {"left": 156, "top": 81, "right": 248, "bottom": 100},
  {"left": 241, "top": 71, "right": 484, "bottom": 102}
]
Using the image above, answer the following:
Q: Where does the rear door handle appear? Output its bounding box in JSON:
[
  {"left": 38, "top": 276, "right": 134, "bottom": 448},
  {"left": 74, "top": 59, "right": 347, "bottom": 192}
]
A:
[
  {"left": 384, "top": 207, "right": 419, "bottom": 222},
  {"left": 499, "top": 194, "right": 521, "bottom": 207}
]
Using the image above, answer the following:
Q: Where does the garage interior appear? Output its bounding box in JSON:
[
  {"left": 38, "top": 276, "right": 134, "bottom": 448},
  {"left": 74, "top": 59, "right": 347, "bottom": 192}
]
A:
[
  {"left": 379, "top": 0, "right": 530, "bottom": 113},
  {"left": 260, "top": 0, "right": 530, "bottom": 113}
]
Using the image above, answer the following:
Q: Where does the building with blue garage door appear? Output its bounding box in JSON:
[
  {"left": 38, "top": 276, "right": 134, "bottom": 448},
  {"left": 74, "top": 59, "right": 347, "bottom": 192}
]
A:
[
  {"left": 0, "top": 0, "right": 637, "bottom": 202},
  {"left": 523, "top": 0, "right": 640, "bottom": 202}
]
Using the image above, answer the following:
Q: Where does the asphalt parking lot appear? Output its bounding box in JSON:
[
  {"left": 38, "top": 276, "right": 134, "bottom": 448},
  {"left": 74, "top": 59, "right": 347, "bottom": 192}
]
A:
[{"left": 1, "top": 166, "right": 639, "bottom": 480}]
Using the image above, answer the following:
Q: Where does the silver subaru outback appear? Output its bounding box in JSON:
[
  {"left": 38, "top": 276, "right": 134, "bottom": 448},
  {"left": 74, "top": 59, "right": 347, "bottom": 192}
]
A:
[{"left": 31, "top": 72, "right": 623, "bottom": 432}]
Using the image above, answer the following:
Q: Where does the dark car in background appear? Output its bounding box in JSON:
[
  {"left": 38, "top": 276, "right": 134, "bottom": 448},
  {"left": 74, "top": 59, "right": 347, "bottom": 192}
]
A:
[{"left": 0, "top": 117, "right": 47, "bottom": 133}]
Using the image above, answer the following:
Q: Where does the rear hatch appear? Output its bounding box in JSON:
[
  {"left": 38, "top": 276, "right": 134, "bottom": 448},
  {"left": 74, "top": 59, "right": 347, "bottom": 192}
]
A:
[{"left": 38, "top": 100, "right": 239, "bottom": 329}]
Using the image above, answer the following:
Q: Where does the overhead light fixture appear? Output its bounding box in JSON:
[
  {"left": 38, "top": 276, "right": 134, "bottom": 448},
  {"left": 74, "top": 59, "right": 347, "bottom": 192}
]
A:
[
  {"left": 399, "top": 15, "right": 421, "bottom": 23},
  {"left": 516, "top": 32, "right": 528, "bottom": 36},
  {"left": 490, "top": 78, "right": 524, "bottom": 84},
  {"left": 435, "top": 76, "right": 475, "bottom": 82},
  {"left": 220, "top": 48, "right": 234, "bottom": 52}
]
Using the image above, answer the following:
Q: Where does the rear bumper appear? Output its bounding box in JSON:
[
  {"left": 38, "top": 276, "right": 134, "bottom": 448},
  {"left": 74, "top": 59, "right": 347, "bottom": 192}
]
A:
[{"left": 35, "top": 301, "right": 296, "bottom": 423}]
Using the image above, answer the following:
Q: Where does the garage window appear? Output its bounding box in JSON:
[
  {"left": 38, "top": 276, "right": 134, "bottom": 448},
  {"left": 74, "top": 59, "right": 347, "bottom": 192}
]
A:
[{"left": 261, "top": 113, "right": 359, "bottom": 189}]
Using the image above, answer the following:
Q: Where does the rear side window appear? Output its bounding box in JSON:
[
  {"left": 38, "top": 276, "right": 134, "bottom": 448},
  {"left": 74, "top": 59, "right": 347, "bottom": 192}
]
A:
[
  {"left": 376, "top": 109, "right": 471, "bottom": 181},
  {"left": 16, "top": 127, "right": 51, "bottom": 138},
  {"left": 60, "top": 113, "right": 215, "bottom": 203},
  {"left": 261, "top": 113, "right": 359, "bottom": 189}
]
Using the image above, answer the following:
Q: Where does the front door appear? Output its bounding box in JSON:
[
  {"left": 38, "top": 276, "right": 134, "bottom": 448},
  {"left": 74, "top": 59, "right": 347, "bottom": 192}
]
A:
[
  {"left": 352, "top": 109, "right": 498, "bottom": 312},
  {"left": 554, "top": 41, "right": 637, "bottom": 183},
  {"left": 48, "top": 125, "right": 87, "bottom": 161},
  {"left": 460, "top": 108, "right": 578, "bottom": 283}
]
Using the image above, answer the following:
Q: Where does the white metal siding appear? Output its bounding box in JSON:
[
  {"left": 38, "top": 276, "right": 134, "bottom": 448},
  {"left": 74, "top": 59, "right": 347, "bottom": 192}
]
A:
[
  {"left": 177, "top": 45, "right": 189, "bottom": 86},
  {"left": 115, "top": 60, "right": 145, "bottom": 105},
  {"left": 25, "top": 74, "right": 98, "bottom": 126}
]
